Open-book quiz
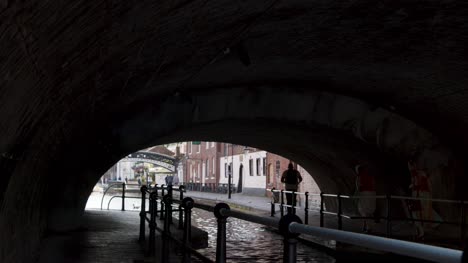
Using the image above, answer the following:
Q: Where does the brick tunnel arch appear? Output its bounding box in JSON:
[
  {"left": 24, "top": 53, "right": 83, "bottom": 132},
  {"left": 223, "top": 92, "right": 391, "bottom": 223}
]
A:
[
  {"left": 1, "top": 0, "right": 468, "bottom": 261},
  {"left": 1, "top": 87, "right": 462, "bottom": 262}
]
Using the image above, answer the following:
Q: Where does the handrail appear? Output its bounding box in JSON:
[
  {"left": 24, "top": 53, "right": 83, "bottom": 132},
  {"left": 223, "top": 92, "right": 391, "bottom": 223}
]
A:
[
  {"left": 391, "top": 195, "right": 464, "bottom": 204},
  {"left": 219, "top": 208, "right": 279, "bottom": 228},
  {"left": 137, "top": 185, "right": 466, "bottom": 263},
  {"left": 289, "top": 222, "right": 462, "bottom": 263},
  {"left": 100, "top": 183, "right": 125, "bottom": 210}
]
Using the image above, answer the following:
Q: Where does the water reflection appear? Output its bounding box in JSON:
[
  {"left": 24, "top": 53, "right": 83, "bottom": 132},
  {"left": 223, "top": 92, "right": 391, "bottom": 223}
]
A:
[{"left": 191, "top": 209, "right": 335, "bottom": 263}]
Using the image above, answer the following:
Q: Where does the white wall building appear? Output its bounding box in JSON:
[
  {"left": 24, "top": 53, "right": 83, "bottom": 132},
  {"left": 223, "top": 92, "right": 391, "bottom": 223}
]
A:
[{"left": 220, "top": 150, "right": 267, "bottom": 196}]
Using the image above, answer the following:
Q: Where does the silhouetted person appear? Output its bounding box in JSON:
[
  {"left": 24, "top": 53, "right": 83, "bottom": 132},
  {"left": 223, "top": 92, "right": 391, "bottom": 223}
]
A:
[
  {"left": 281, "top": 163, "right": 303, "bottom": 214},
  {"left": 165, "top": 175, "right": 173, "bottom": 186}
]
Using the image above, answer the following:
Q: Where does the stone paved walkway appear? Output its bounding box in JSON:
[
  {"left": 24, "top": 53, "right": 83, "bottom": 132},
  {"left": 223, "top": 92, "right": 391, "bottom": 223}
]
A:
[{"left": 40, "top": 210, "right": 146, "bottom": 263}]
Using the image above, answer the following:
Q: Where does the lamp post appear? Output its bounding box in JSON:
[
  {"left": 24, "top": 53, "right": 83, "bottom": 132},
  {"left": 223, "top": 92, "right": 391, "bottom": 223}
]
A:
[{"left": 228, "top": 144, "right": 233, "bottom": 199}]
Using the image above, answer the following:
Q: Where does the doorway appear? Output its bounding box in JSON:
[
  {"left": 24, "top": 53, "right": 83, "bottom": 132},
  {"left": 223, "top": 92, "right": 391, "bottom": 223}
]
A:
[{"left": 237, "top": 164, "right": 243, "bottom": 193}]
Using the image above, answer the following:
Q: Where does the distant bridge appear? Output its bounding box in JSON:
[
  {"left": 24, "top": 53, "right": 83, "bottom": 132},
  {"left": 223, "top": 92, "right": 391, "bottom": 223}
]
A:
[{"left": 121, "top": 151, "right": 177, "bottom": 173}]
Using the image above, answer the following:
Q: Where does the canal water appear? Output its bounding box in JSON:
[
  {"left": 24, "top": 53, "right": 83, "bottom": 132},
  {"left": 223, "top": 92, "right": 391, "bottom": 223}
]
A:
[
  {"left": 189, "top": 209, "right": 335, "bottom": 263},
  {"left": 87, "top": 191, "right": 335, "bottom": 262}
]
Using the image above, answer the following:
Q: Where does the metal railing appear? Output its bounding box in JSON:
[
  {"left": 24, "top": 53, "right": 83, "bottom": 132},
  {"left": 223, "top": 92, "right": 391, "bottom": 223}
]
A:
[
  {"left": 268, "top": 189, "right": 468, "bottom": 244},
  {"left": 138, "top": 185, "right": 465, "bottom": 263},
  {"left": 99, "top": 182, "right": 144, "bottom": 211}
]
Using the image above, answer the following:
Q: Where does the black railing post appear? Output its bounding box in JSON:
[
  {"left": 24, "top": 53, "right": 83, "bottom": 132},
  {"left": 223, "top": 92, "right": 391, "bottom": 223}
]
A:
[
  {"left": 162, "top": 194, "right": 172, "bottom": 263},
  {"left": 148, "top": 192, "right": 157, "bottom": 256},
  {"left": 182, "top": 197, "right": 194, "bottom": 263},
  {"left": 337, "top": 193, "right": 343, "bottom": 230},
  {"left": 154, "top": 184, "right": 159, "bottom": 217},
  {"left": 304, "top": 192, "right": 309, "bottom": 225},
  {"left": 139, "top": 185, "right": 147, "bottom": 242},
  {"left": 461, "top": 201, "right": 466, "bottom": 245},
  {"left": 271, "top": 188, "right": 276, "bottom": 217},
  {"left": 214, "top": 203, "right": 230, "bottom": 263},
  {"left": 161, "top": 184, "right": 166, "bottom": 219},
  {"left": 320, "top": 192, "right": 324, "bottom": 227},
  {"left": 122, "top": 182, "right": 126, "bottom": 211},
  {"left": 281, "top": 190, "right": 285, "bottom": 217},
  {"left": 386, "top": 194, "right": 391, "bottom": 237},
  {"left": 279, "top": 214, "right": 302, "bottom": 263},
  {"left": 167, "top": 186, "right": 173, "bottom": 225},
  {"left": 292, "top": 191, "right": 296, "bottom": 215},
  {"left": 179, "top": 185, "right": 185, "bottom": 229}
]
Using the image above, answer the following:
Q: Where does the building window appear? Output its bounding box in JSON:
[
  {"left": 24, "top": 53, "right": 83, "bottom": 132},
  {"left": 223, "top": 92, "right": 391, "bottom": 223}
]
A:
[
  {"left": 256, "top": 158, "right": 261, "bottom": 176},
  {"left": 211, "top": 142, "right": 215, "bottom": 148},
  {"left": 212, "top": 157, "right": 215, "bottom": 178},
  {"left": 196, "top": 144, "right": 200, "bottom": 153},
  {"left": 263, "top": 158, "right": 266, "bottom": 176},
  {"left": 225, "top": 163, "right": 227, "bottom": 178},
  {"left": 249, "top": 159, "right": 253, "bottom": 176},
  {"left": 275, "top": 161, "right": 281, "bottom": 178},
  {"left": 224, "top": 144, "right": 228, "bottom": 155}
]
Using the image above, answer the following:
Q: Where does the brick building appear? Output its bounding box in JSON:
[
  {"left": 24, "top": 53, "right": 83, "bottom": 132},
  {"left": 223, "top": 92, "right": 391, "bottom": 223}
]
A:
[
  {"left": 181, "top": 141, "right": 321, "bottom": 198},
  {"left": 184, "top": 141, "right": 221, "bottom": 191}
]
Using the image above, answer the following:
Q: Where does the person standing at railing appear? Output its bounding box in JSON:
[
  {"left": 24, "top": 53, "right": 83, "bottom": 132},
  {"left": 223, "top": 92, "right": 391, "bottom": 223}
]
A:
[
  {"left": 355, "top": 164, "right": 376, "bottom": 233},
  {"left": 408, "top": 160, "right": 432, "bottom": 239},
  {"left": 281, "top": 162, "right": 303, "bottom": 214}
]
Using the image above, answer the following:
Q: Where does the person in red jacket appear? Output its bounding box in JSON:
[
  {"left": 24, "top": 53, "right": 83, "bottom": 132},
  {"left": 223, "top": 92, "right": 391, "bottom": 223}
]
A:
[
  {"left": 408, "top": 160, "right": 432, "bottom": 239},
  {"left": 355, "top": 164, "right": 376, "bottom": 233}
]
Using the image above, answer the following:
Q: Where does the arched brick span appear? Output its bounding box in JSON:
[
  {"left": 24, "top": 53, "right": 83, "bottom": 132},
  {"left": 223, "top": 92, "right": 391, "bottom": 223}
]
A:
[{"left": 0, "top": 0, "right": 467, "bottom": 261}]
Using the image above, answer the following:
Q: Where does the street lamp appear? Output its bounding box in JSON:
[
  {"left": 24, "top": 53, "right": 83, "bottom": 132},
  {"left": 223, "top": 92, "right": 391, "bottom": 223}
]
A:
[{"left": 228, "top": 143, "right": 233, "bottom": 199}]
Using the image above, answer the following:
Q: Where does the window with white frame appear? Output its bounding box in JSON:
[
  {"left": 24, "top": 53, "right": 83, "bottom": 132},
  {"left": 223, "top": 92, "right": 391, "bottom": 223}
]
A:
[
  {"left": 263, "top": 157, "right": 266, "bottom": 176},
  {"left": 256, "top": 158, "right": 261, "bottom": 176},
  {"left": 249, "top": 159, "right": 253, "bottom": 176},
  {"left": 212, "top": 157, "right": 215, "bottom": 178}
]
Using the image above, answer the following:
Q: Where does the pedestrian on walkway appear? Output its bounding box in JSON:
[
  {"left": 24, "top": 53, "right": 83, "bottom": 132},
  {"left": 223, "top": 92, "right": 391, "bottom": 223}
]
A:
[
  {"left": 165, "top": 175, "right": 173, "bottom": 186},
  {"left": 408, "top": 159, "right": 432, "bottom": 239},
  {"left": 354, "top": 164, "right": 376, "bottom": 233},
  {"left": 281, "top": 162, "right": 303, "bottom": 214}
]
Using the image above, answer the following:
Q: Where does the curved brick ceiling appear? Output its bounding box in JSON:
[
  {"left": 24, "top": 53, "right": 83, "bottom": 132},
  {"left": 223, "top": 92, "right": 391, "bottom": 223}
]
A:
[{"left": 0, "top": 1, "right": 467, "bottom": 262}]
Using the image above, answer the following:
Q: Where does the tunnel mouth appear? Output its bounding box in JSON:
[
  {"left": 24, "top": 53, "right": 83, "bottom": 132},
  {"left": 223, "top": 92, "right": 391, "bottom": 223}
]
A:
[{"left": 86, "top": 141, "right": 323, "bottom": 213}]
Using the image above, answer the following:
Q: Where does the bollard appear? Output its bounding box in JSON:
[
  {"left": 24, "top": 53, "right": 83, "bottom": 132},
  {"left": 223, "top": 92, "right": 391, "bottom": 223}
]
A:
[
  {"left": 122, "top": 182, "right": 126, "bottom": 211},
  {"left": 320, "top": 192, "right": 324, "bottom": 227},
  {"left": 337, "top": 193, "right": 343, "bottom": 230},
  {"left": 279, "top": 214, "right": 302, "bottom": 263},
  {"left": 139, "top": 186, "right": 147, "bottom": 242},
  {"left": 182, "top": 197, "right": 194, "bottom": 263},
  {"left": 162, "top": 194, "right": 172, "bottom": 263},
  {"left": 386, "top": 194, "right": 391, "bottom": 237},
  {"left": 271, "top": 188, "right": 276, "bottom": 217},
  {"left": 148, "top": 192, "right": 157, "bottom": 256},
  {"left": 214, "top": 203, "right": 230, "bottom": 263},
  {"left": 304, "top": 192, "right": 309, "bottom": 225},
  {"left": 281, "top": 190, "right": 285, "bottom": 217}
]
